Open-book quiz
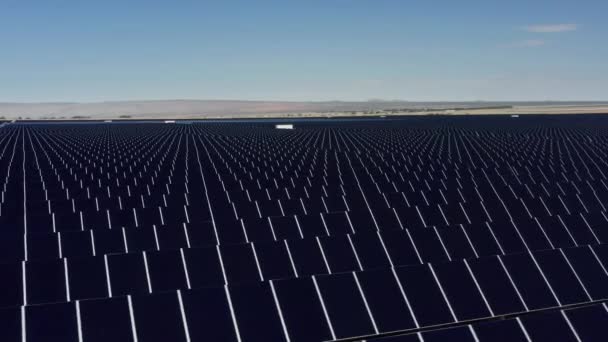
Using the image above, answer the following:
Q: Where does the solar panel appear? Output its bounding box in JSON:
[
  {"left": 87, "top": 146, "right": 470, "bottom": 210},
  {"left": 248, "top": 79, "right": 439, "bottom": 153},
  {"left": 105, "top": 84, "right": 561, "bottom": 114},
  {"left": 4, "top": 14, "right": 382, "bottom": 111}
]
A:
[{"left": 1, "top": 115, "right": 608, "bottom": 341}]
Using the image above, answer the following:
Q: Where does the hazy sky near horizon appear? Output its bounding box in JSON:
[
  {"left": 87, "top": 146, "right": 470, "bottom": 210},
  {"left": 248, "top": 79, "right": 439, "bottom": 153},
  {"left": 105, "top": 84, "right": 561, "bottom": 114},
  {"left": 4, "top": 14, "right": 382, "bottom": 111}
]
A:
[{"left": 1, "top": 0, "right": 607, "bottom": 102}]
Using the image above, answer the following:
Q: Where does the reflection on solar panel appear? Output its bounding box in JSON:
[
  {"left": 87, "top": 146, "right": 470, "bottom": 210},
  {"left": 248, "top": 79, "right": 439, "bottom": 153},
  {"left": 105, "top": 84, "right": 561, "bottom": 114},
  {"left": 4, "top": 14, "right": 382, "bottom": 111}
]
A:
[{"left": 1, "top": 115, "right": 608, "bottom": 341}]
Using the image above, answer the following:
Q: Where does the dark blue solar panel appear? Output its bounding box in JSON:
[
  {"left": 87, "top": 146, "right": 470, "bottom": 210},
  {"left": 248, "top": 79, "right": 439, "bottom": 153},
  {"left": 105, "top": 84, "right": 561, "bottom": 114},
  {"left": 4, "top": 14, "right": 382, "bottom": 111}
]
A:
[{"left": 1, "top": 116, "right": 608, "bottom": 340}]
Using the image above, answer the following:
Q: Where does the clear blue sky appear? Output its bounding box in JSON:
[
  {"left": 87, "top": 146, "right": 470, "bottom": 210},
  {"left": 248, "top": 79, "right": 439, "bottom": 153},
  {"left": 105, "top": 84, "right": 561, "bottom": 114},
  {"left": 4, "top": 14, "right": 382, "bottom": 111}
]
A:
[{"left": 1, "top": 0, "right": 607, "bottom": 102}]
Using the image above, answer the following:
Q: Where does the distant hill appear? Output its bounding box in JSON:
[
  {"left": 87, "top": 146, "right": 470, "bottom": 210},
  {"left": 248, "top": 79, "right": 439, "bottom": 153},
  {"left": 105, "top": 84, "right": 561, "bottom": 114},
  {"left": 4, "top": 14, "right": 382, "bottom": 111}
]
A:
[{"left": 0, "top": 100, "right": 607, "bottom": 119}]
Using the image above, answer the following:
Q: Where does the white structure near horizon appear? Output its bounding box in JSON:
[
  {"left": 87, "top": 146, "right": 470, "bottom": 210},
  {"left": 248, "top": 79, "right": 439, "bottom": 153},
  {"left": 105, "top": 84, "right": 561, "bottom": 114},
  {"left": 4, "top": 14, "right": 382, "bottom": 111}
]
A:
[
  {"left": 275, "top": 124, "right": 294, "bottom": 129},
  {"left": 165, "top": 120, "right": 176, "bottom": 123},
  {"left": 511, "top": 115, "right": 519, "bottom": 118}
]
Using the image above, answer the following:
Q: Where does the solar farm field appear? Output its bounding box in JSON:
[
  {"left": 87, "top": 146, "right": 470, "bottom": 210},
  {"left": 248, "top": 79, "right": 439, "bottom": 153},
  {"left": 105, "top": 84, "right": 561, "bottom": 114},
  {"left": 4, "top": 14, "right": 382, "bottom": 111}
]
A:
[{"left": 2, "top": 115, "right": 608, "bottom": 341}]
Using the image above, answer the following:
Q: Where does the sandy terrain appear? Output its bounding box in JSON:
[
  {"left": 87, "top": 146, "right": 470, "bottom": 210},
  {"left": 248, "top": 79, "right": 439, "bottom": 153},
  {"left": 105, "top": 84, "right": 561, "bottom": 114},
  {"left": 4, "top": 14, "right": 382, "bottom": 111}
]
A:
[{"left": 456, "top": 105, "right": 608, "bottom": 115}]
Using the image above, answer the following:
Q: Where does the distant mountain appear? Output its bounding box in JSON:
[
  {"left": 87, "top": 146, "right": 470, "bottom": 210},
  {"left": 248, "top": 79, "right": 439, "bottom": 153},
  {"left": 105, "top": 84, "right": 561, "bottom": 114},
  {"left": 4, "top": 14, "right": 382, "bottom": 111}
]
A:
[
  {"left": 0, "top": 100, "right": 607, "bottom": 119},
  {"left": 0, "top": 100, "right": 399, "bottom": 118}
]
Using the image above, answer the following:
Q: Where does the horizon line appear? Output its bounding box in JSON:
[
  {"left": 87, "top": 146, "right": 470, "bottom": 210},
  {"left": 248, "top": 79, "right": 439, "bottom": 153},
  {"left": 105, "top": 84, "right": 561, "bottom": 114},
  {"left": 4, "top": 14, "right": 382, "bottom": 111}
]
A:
[{"left": 2, "top": 99, "right": 608, "bottom": 105}]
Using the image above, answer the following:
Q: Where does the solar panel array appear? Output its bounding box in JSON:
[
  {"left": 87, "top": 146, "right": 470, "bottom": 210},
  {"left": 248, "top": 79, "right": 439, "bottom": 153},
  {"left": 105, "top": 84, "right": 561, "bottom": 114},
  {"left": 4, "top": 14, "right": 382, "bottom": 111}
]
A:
[{"left": 2, "top": 115, "right": 608, "bottom": 341}]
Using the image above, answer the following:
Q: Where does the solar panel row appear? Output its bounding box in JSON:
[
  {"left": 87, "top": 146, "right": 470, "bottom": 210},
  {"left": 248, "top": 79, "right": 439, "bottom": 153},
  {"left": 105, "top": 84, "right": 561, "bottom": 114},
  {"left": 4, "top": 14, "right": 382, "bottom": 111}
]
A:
[
  {"left": 368, "top": 301, "right": 608, "bottom": 341},
  {"left": 0, "top": 115, "right": 608, "bottom": 341}
]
